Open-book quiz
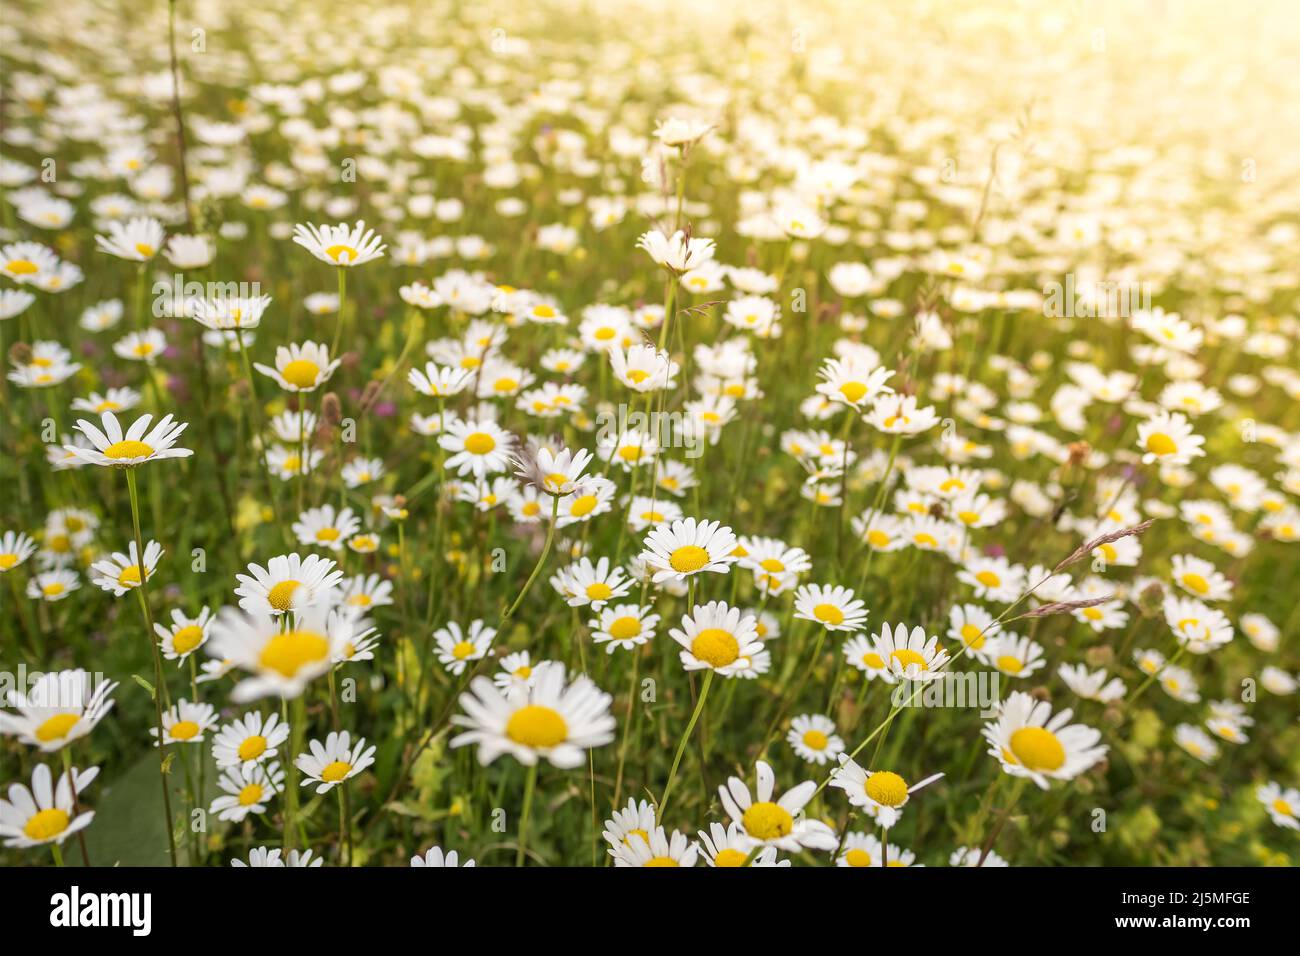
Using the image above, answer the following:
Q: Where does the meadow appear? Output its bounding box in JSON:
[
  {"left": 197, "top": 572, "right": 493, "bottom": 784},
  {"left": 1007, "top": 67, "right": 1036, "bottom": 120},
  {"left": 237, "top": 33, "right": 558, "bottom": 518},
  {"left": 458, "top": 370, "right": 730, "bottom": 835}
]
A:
[{"left": 0, "top": 0, "right": 1297, "bottom": 868}]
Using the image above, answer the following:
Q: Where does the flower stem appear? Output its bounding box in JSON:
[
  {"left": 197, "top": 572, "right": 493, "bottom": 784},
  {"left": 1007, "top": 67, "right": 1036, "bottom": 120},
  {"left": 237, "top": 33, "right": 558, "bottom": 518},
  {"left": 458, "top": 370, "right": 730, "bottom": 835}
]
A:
[
  {"left": 502, "top": 494, "right": 559, "bottom": 621},
  {"left": 658, "top": 668, "right": 714, "bottom": 823},
  {"left": 515, "top": 762, "right": 539, "bottom": 867}
]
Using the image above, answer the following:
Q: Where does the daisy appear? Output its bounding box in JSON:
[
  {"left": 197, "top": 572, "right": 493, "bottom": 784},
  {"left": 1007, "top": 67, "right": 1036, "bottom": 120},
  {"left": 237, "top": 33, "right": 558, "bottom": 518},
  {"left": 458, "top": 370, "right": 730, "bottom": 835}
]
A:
[
  {"left": 985, "top": 634, "right": 1046, "bottom": 679},
  {"left": 1169, "top": 554, "right": 1233, "bottom": 603},
  {"left": 793, "top": 583, "right": 868, "bottom": 632},
  {"left": 518, "top": 445, "right": 594, "bottom": 496},
  {"left": 450, "top": 661, "right": 615, "bottom": 767},
  {"left": 815, "top": 355, "right": 893, "bottom": 410},
  {"left": 787, "top": 714, "right": 845, "bottom": 765},
  {"left": 255, "top": 341, "right": 341, "bottom": 392},
  {"left": 696, "top": 822, "right": 787, "bottom": 867},
  {"left": 556, "top": 477, "right": 616, "bottom": 528},
  {"left": 982, "top": 691, "right": 1107, "bottom": 789},
  {"left": 625, "top": 495, "right": 684, "bottom": 532},
  {"left": 590, "top": 603, "right": 660, "bottom": 653},
  {"left": 439, "top": 418, "right": 515, "bottom": 477},
  {"left": 208, "top": 603, "right": 356, "bottom": 702},
  {"left": 292, "top": 220, "right": 386, "bottom": 267},
  {"left": 739, "top": 536, "right": 812, "bottom": 592},
  {"left": 231, "top": 847, "right": 321, "bottom": 867},
  {"left": 609, "top": 344, "right": 678, "bottom": 392},
  {"left": 234, "top": 552, "right": 344, "bottom": 617},
  {"left": 836, "top": 832, "right": 916, "bottom": 867},
  {"left": 67, "top": 411, "right": 193, "bottom": 467},
  {"left": 113, "top": 329, "right": 168, "bottom": 363},
  {"left": 0, "top": 764, "right": 99, "bottom": 848},
  {"left": 71, "top": 387, "right": 142, "bottom": 415},
  {"left": 551, "top": 556, "right": 632, "bottom": 609},
  {"left": 1162, "top": 595, "right": 1233, "bottom": 653},
  {"left": 408, "top": 361, "right": 473, "bottom": 397},
  {"left": 950, "top": 845, "right": 1010, "bottom": 867},
  {"left": 871, "top": 622, "right": 950, "bottom": 683},
  {"left": 1137, "top": 411, "right": 1205, "bottom": 466},
  {"left": 494, "top": 651, "right": 541, "bottom": 692},
  {"left": 638, "top": 517, "right": 738, "bottom": 585},
  {"left": 1057, "top": 664, "right": 1126, "bottom": 703},
  {"left": 27, "top": 569, "right": 79, "bottom": 602},
  {"left": 212, "top": 711, "right": 290, "bottom": 768},
  {"left": 1256, "top": 782, "right": 1300, "bottom": 830},
  {"left": 89, "top": 539, "right": 163, "bottom": 596},
  {"left": 292, "top": 505, "right": 362, "bottom": 552},
  {"left": 829, "top": 754, "right": 944, "bottom": 827},
  {"left": 154, "top": 606, "right": 214, "bottom": 664},
  {"left": 0, "top": 669, "right": 117, "bottom": 752},
  {"left": 636, "top": 228, "right": 715, "bottom": 274},
  {"left": 210, "top": 761, "right": 284, "bottom": 822},
  {"left": 411, "top": 846, "right": 476, "bottom": 867},
  {"left": 842, "top": 634, "right": 890, "bottom": 680},
  {"left": 151, "top": 699, "right": 218, "bottom": 746},
  {"left": 338, "top": 573, "right": 393, "bottom": 613},
  {"left": 612, "top": 827, "right": 699, "bottom": 867},
  {"left": 865, "top": 394, "right": 940, "bottom": 435},
  {"left": 671, "top": 601, "right": 767, "bottom": 677},
  {"left": 434, "top": 619, "right": 497, "bottom": 675},
  {"left": 945, "top": 603, "right": 1002, "bottom": 659},
  {"left": 1240, "top": 613, "right": 1279, "bottom": 652},
  {"left": 94, "top": 215, "right": 164, "bottom": 261},
  {"left": 717, "top": 760, "right": 838, "bottom": 853},
  {"left": 1158, "top": 665, "right": 1201, "bottom": 703},
  {"left": 1173, "top": 724, "right": 1219, "bottom": 764},
  {"left": 296, "top": 731, "right": 377, "bottom": 794},
  {"left": 0, "top": 531, "right": 37, "bottom": 572},
  {"left": 957, "top": 555, "right": 1026, "bottom": 602}
]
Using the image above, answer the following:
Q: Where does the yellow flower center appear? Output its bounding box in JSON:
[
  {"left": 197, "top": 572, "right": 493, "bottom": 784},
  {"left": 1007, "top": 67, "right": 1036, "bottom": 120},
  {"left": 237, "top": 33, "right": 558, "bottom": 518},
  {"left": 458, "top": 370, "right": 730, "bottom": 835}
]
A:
[
  {"left": 626, "top": 369, "right": 649, "bottom": 383},
  {"left": 585, "top": 582, "right": 613, "bottom": 601},
  {"left": 23, "top": 808, "right": 69, "bottom": 841},
  {"left": 802, "top": 730, "right": 829, "bottom": 750},
  {"left": 258, "top": 629, "right": 330, "bottom": 678},
  {"left": 618, "top": 445, "right": 644, "bottom": 462},
  {"left": 813, "top": 603, "right": 844, "bottom": 625},
  {"left": 759, "top": 558, "right": 785, "bottom": 573},
  {"left": 608, "top": 616, "right": 641, "bottom": 640},
  {"left": 975, "top": 570, "right": 1001, "bottom": 588},
  {"left": 170, "top": 720, "right": 200, "bottom": 741},
  {"left": 171, "top": 625, "right": 204, "bottom": 654},
  {"left": 464, "top": 432, "right": 496, "bottom": 455},
  {"left": 594, "top": 327, "right": 616, "bottom": 341},
  {"left": 325, "top": 244, "right": 358, "bottom": 262},
  {"left": 320, "top": 760, "right": 352, "bottom": 783},
  {"left": 522, "top": 501, "right": 541, "bottom": 517},
  {"left": 569, "top": 494, "right": 598, "bottom": 517},
  {"left": 135, "top": 243, "right": 155, "bottom": 258},
  {"left": 1009, "top": 726, "right": 1065, "bottom": 771},
  {"left": 844, "top": 848, "right": 873, "bottom": 867},
  {"left": 93, "top": 400, "right": 121, "bottom": 413},
  {"left": 238, "top": 783, "right": 264, "bottom": 806},
  {"left": 0, "top": 554, "right": 17, "bottom": 570},
  {"left": 281, "top": 359, "right": 320, "bottom": 388},
  {"left": 42, "top": 583, "right": 65, "bottom": 597},
  {"left": 267, "top": 580, "right": 301, "bottom": 612},
  {"left": 865, "top": 770, "right": 909, "bottom": 807},
  {"left": 742, "top": 801, "right": 793, "bottom": 841},
  {"left": 103, "top": 440, "right": 154, "bottom": 460},
  {"left": 6, "top": 258, "right": 39, "bottom": 275},
  {"left": 1145, "top": 432, "right": 1177, "bottom": 456},
  {"left": 867, "top": 529, "right": 891, "bottom": 548},
  {"left": 997, "top": 655, "right": 1024, "bottom": 674},
  {"left": 505, "top": 705, "right": 568, "bottom": 748},
  {"left": 117, "top": 565, "right": 143, "bottom": 587},
  {"left": 959, "top": 623, "right": 985, "bottom": 649},
  {"left": 714, "top": 848, "right": 748, "bottom": 867},
  {"left": 493, "top": 377, "right": 518, "bottom": 392},
  {"left": 35, "top": 713, "right": 80, "bottom": 743},
  {"left": 669, "top": 545, "right": 710, "bottom": 573},
  {"left": 238, "top": 736, "right": 267, "bottom": 761},
  {"left": 861, "top": 652, "right": 885, "bottom": 668},
  {"left": 890, "top": 648, "right": 927, "bottom": 670},
  {"left": 315, "top": 527, "right": 341, "bottom": 542},
  {"left": 692, "top": 628, "right": 740, "bottom": 668},
  {"left": 1272, "top": 799, "right": 1294, "bottom": 818},
  {"left": 1181, "top": 572, "right": 1210, "bottom": 595},
  {"left": 644, "top": 856, "right": 678, "bottom": 867},
  {"left": 451, "top": 640, "right": 476, "bottom": 660},
  {"left": 839, "top": 381, "right": 868, "bottom": 403}
]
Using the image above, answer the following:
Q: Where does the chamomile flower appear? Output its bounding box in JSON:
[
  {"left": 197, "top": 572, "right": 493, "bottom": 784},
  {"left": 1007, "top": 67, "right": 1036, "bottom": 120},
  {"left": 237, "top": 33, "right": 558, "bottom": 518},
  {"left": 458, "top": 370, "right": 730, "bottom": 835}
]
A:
[
  {"left": 1163, "top": 595, "right": 1233, "bottom": 653},
  {"left": 815, "top": 355, "right": 893, "bottom": 410},
  {"left": 787, "top": 715, "right": 844, "bottom": 765},
  {"left": 1057, "top": 664, "right": 1126, "bottom": 703},
  {"left": 439, "top": 418, "right": 515, "bottom": 477},
  {"left": 151, "top": 699, "right": 219, "bottom": 746},
  {"left": 212, "top": 711, "right": 290, "bottom": 768},
  {"left": 950, "top": 845, "right": 1009, "bottom": 867},
  {"left": 671, "top": 601, "right": 768, "bottom": 677},
  {"left": 0, "top": 669, "right": 117, "bottom": 752},
  {"left": 210, "top": 761, "right": 284, "bottom": 822},
  {"left": 518, "top": 445, "right": 594, "bottom": 496},
  {"left": 27, "top": 569, "right": 79, "bottom": 602},
  {"left": 1173, "top": 724, "right": 1219, "bottom": 764},
  {"left": 295, "top": 731, "right": 377, "bottom": 794},
  {"left": 450, "top": 661, "right": 615, "bottom": 767},
  {"left": 94, "top": 215, "right": 164, "bottom": 261},
  {"left": 1137, "top": 411, "right": 1205, "bottom": 466},
  {"left": 842, "top": 633, "right": 890, "bottom": 680},
  {"left": 434, "top": 619, "right": 496, "bottom": 675},
  {"left": 255, "top": 341, "right": 341, "bottom": 392},
  {"left": 231, "top": 846, "right": 321, "bottom": 867},
  {"left": 0, "top": 764, "right": 99, "bottom": 848},
  {"left": 1169, "top": 553, "right": 1233, "bottom": 603},
  {"left": 590, "top": 603, "right": 660, "bottom": 653},
  {"left": 717, "top": 760, "right": 837, "bottom": 853},
  {"left": 0, "top": 531, "right": 37, "bottom": 573},
  {"left": 945, "top": 603, "right": 1002, "bottom": 659},
  {"left": 154, "top": 606, "right": 214, "bottom": 664},
  {"left": 871, "top": 622, "right": 949, "bottom": 683},
  {"left": 793, "top": 583, "right": 868, "bottom": 631},
  {"left": 1256, "top": 782, "right": 1300, "bottom": 830},
  {"left": 234, "top": 552, "right": 345, "bottom": 617},
  {"left": 836, "top": 832, "right": 916, "bottom": 867},
  {"left": 71, "top": 387, "right": 142, "bottom": 415},
  {"left": 338, "top": 573, "right": 393, "bottom": 613},
  {"left": 208, "top": 603, "right": 356, "bottom": 702},
  {"left": 985, "top": 634, "right": 1046, "bottom": 679},
  {"left": 67, "top": 411, "right": 193, "bottom": 467},
  {"left": 612, "top": 826, "right": 699, "bottom": 867},
  {"left": 292, "top": 219, "right": 386, "bottom": 267},
  {"left": 638, "top": 517, "right": 738, "bottom": 584},
  {"left": 411, "top": 846, "right": 476, "bottom": 867},
  {"left": 829, "top": 755, "right": 944, "bottom": 827},
  {"left": 982, "top": 691, "right": 1107, "bottom": 789},
  {"left": 89, "top": 539, "right": 162, "bottom": 596},
  {"left": 292, "top": 505, "right": 362, "bottom": 552},
  {"left": 494, "top": 652, "right": 540, "bottom": 692},
  {"left": 957, "top": 555, "right": 1026, "bottom": 602}
]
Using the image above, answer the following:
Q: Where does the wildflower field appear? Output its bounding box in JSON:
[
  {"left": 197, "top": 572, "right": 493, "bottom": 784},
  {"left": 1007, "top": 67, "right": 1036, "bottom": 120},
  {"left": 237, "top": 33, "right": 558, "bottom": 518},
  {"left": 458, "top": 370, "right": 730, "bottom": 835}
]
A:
[{"left": 1, "top": 0, "right": 1298, "bottom": 872}]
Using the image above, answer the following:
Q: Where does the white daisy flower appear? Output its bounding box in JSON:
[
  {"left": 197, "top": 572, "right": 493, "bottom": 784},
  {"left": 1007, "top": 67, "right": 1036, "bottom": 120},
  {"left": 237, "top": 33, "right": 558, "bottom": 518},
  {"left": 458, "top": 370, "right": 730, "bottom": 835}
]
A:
[
  {"left": 0, "top": 669, "right": 117, "bottom": 752},
  {"left": 982, "top": 691, "right": 1108, "bottom": 789},
  {"left": 717, "top": 760, "right": 838, "bottom": 853},
  {"left": 295, "top": 731, "right": 377, "bottom": 794},
  {"left": 0, "top": 763, "right": 99, "bottom": 848},
  {"left": 67, "top": 411, "right": 193, "bottom": 467}
]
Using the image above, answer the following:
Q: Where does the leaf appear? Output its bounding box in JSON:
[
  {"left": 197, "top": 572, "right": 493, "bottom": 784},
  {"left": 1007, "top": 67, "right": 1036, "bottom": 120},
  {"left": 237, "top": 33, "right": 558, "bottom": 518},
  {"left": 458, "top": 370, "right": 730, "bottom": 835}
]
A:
[{"left": 131, "top": 674, "right": 155, "bottom": 698}]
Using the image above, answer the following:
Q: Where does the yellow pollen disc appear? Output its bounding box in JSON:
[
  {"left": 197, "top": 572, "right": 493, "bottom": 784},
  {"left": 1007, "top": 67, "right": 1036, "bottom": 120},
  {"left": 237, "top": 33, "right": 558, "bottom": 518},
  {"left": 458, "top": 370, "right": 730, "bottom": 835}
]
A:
[
  {"left": 42, "top": 583, "right": 65, "bottom": 597},
  {"left": 644, "top": 856, "right": 678, "bottom": 867},
  {"left": 6, "top": 259, "right": 38, "bottom": 275},
  {"left": 134, "top": 243, "right": 154, "bottom": 258},
  {"left": 23, "top": 808, "right": 69, "bottom": 841},
  {"left": 513, "top": 665, "right": 532, "bottom": 679},
  {"left": 93, "top": 400, "right": 121, "bottom": 413},
  {"left": 258, "top": 629, "right": 329, "bottom": 678},
  {"left": 49, "top": 535, "right": 71, "bottom": 552},
  {"left": 890, "top": 648, "right": 927, "bottom": 670},
  {"left": 997, "top": 655, "right": 1024, "bottom": 674},
  {"left": 959, "top": 623, "right": 985, "bottom": 648},
  {"left": 624, "top": 828, "right": 649, "bottom": 847},
  {"left": 282, "top": 454, "right": 302, "bottom": 473},
  {"left": 464, "top": 432, "right": 495, "bottom": 455},
  {"left": 691, "top": 628, "right": 740, "bottom": 668},
  {"left": 975, "top": 570, "right": 1001, "bottom": 588},
  {"left": 641, "top": 511, "right": 663, "bottom": 522},
  {"left": 725, "top": 383, "right": 745, "bottom": 397},
  {"left": 505, "top": 704, "right": 568, "bottom": 748},
  {"left": 802, "top": 730, "right": 829, "bottom": 750},
  {"left": 1099, "top": 543, "right": 1117, "bottom": 562},
  {"left": 133, "top": 342, "right": 154, "bottom": 356},
  {"left": 713, "top": 848, "right": 748, "bottom": 867},
  {"left": 742, "top": 801, "right": 793, "bottom": 841},
  {"left": 862, "top": 652, "right": 885, "bottom": 668},
  {"left": 1082, "top": 607, "right": 1103, "bottom": 621},
  {"left": 325, "top": 244, "right": 358, "bottom": 262},
  {"left": 171, "top": 625, "right": 204, "bottom": 654},
  {"left": 451, "top": 640, "right": 476, "bottom": 660},
  {"left": 267, "top": 579, "right": 301, "bottom": 612},
  {"left": 867, "top": 530, "right": 890, "bottom": 548},
  {"left": 865, "top": 770, "right": 909, "bottom": 807},
  {"left": 569, "top": 494, "right": 598, "bottom": 517},
  {"left": 626, "top": 369, "right": 649, "bottom": 383},
  {"left": 0, "top": 554, "right": 17, "bottom": 570},
  {"left": 103, "top": 440, "right": 154, "bottom": 460},
  {"left": 493, "top": 377, "right": 518, "bottom": 392},
  {"left": 914, "top": 533, "right": 938, "bottom": 547},
  {"left": 958, "top": 511, "right": 979, "bottom": 525},
  {"left": 813, "top": 603, "right": 844, "bottom": 625},
  {"left": 1181, "top": 572, "right": 1209, "bottom": 595},
  {"left": 844, "top": 848, "right": 873, "bottom": 867},
  {"left": 170, "top": 720, "right": 200, "bottom": 741},
  {"left": 1009, "top": 726, "right": 1065, "bottom": 772},
  {"left": 1272, "top": 799, "right": 1293, "bottom": 817},
  {"left": 594, "top": 327, "right": 616, "bottom": 340},
  {"left": 320, "top": 760, "right": 352, "bottom": 783},
  {"left": 759, "top": 558, "right": 785, "bottom": 573},
  {"left": 348, "top": 593, "right": 373, "bottom": 607},
  {"left": 117, "top": 565, "right": 143, "bottom": 587},
  {"left": 533, "top": 304, "right": 555, "bottom": 318},
  {"left": 315, "top": 527, "right": 341, "bottom": 542},
  {"left": 460, "top": 356, "right": 481, "bottom": 369},
  {"left": 522, "top": 501, "right": 541, "bottom": 516},
  {"left": 839, "top": 381, "right": 868, "bottom": 403},
  {"left": 939, "top": 478, "right": 964, "bottom": 493},
  {"left": 618, "top": 445, "right": 643, "bottom": 461},
  {"left": 586, "top": 582, "right": 613, "bottom": 601},
  {"left": 35, "top": 713, "right": 79, "bottom": 743},
  {"left": 669, "top": 545, "right": 710, "bottom": 573},
  {"left": 1145, "top": 432, "right": 1176, "bottom": 456},
  {"left": 238, "top": 735, "right": 267, "bottom": 761},
  {"left": 608, "top": 616, "right": 641, "bottom": 640},
  {"left": 281, "top": 359, "right": 320, "bottom": 388},
  {"left": 238, "top": 783, "right": 264, "bottom": 806}
]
